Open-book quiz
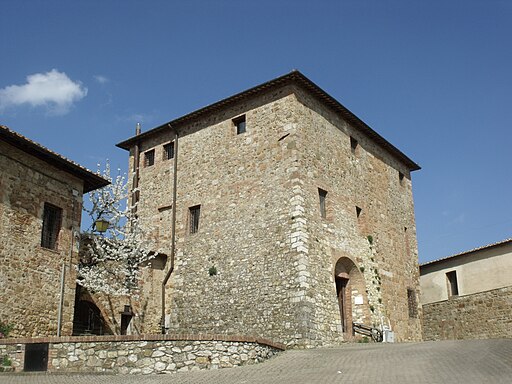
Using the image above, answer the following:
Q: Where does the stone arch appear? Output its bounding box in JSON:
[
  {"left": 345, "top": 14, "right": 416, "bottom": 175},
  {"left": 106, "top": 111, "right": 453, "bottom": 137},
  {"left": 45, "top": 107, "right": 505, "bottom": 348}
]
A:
[
  {"left": 334, "top": 256, "right": 368, "bottom": 336},
  {"left": 72, "top": 286, "right": 113, "bottom": 335}
]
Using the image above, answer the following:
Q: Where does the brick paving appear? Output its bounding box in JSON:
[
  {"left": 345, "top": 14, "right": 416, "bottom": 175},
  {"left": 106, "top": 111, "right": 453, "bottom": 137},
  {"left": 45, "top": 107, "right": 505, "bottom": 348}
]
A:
[{"left": 1, "top": 339, "right": 511, "bottom": 384}]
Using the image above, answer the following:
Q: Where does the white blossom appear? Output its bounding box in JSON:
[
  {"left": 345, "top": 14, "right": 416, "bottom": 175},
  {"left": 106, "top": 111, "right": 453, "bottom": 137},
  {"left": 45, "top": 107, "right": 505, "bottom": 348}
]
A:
[{"left": 77, "top": 163, "right": 157, "bottom": 296}]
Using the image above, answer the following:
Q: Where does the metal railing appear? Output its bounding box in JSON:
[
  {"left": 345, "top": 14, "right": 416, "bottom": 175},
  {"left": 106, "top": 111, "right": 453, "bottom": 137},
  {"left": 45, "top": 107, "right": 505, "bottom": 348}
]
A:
[{"left": 352, "top": 322, "right": 383, "bottom": 342}]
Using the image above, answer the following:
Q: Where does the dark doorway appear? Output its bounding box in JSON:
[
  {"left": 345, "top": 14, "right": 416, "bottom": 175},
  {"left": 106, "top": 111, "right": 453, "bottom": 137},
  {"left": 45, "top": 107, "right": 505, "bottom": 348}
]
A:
[
  {"left": 72, "top": 300, "right": 110, "bottom": 335},
  {"left": 24, "top": 343, "right": 48, "bottom": 372},
  {"left": 336, "top": 276, "right": 349, "bottom": 332},
  {"left": 120, "top": 305, "right": 134, "bottom": 335},
  {"left": 72, "top": 285, "right": 113, "bottom": 335}
]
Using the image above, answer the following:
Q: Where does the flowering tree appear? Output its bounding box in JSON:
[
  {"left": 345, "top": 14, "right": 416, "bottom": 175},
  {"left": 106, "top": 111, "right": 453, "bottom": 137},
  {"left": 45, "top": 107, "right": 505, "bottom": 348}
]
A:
[{"left": 77, "top": 163, "right": 157, "bottom": 296}]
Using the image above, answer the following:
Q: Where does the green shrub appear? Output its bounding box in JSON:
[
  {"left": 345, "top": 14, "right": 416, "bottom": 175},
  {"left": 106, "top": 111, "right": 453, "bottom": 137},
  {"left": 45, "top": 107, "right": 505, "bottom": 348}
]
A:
[
  {"left": 1, "top": 355, "right": 11, "bottom": 367},
  {"left": 0, "top": 320, "right": 13, "bottom": 338}
]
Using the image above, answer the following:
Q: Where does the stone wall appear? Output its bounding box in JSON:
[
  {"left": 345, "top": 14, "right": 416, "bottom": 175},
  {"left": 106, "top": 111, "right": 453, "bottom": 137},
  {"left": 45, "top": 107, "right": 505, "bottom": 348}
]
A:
[
  {"left": 0, "top": 335, "right": 283, "bottom": 374},
  {"left": 131, "top": 87, "right": 315, "bottom": 346},
  {"left": 293, "top": 86, "right": 422, "bottom": 342},
  {"left": 422, "top": 286, "right": 512, "bottom": 341},
  {"left": 111, "top": 78, "right": 422, "bottom": 347},
  {"left": 0, "top": 140, "right": 83, "bottom": 337},
  {"left": 420, "top": 240, "right": 512, "bottom": 304}
]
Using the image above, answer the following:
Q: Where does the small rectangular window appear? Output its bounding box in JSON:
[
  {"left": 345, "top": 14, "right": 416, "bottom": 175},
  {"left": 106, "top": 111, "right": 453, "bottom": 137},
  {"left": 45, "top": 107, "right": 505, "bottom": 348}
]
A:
[
  {"left": 399, "top": 172, "right": 405, "bottom": 185},
  {"left": 318, "top": 188, "right": 327, "bottom": 218},
  {"left": 446, "top": 271, "right": 459, "bottom": 297},
  {"left": 233, "top": 115, "right": 246, "bottom": 135},
  {"left": 350, "top": 137, "right": 358, "bottom": 153},
  {"left": 189, "top": 205, "right": 201, "bottom": 234},
  {"left": 407, "top": 288, "right": 418, "bottom": 318},
  {"left": 144, "top": 149, "right": 155, "bottom": 167},
  {"left": 163, "top": 142, "right": 174, "bottom": 160},
  {"left": 41, "top": 203, "right": 62, "bottom": 249}
]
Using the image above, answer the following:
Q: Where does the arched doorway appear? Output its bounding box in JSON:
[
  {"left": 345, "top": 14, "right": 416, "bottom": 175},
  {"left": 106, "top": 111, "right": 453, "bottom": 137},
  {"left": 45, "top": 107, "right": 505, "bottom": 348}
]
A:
[
  {"left": 72, "top": 299, "right": 111, "bottom": 335},
  {"left": 334, "top": 257, "right": 366, "bottom": 336},
  {"left": 72, "top": 285, "right": 113, "bottom": 335}
]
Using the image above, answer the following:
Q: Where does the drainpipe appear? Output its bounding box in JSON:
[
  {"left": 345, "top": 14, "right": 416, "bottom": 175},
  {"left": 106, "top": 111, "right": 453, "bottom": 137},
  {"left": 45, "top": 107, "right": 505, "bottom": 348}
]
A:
[
  {"left": 161, "top": 124, "right": 178, "bottom": 334},
  {"left": 57, "top": 190, "right": 78, "bottom": 336},
  {"left": 56, "top": 262, "right": 66, "bottom": 337},
  {"left": 132, "top": 123, "right": 142, "bottom": 215}
]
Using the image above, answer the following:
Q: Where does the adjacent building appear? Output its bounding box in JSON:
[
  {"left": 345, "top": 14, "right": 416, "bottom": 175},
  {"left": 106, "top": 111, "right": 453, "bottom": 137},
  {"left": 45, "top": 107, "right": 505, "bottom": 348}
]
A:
[
  {"left": 0, "top": 125, "right": 108, "bottom": 337},
  {"left": 420, "top": 238, "right": 512, "bottom": 340},
  {"left": 116, "top": 71, "right": 422, "bottom": 347}
]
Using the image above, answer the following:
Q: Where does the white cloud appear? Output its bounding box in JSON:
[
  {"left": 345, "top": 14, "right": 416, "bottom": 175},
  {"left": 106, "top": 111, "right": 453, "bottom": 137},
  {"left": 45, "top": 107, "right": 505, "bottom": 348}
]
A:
[
  {"left": 94, "top": 75, "right": 109, "bottom": 84},
  {"left": 0, "top": 69, "right": 87, "bottom": 115}
]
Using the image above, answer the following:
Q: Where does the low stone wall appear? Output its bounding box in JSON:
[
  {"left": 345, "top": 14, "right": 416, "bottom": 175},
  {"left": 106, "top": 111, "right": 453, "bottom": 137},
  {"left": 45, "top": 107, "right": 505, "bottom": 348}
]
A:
[
  {"left": 0, "top": 334, "right": 284, "bottom": 374},
  {"left": 422, "top": 286, "right": 512, "bottom": 341}
]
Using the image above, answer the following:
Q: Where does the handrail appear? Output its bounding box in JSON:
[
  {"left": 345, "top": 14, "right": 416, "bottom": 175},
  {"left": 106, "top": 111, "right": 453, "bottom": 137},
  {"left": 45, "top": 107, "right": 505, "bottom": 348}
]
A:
[{"left": 352, "top": 322, "right": 383, "bottom": 342}]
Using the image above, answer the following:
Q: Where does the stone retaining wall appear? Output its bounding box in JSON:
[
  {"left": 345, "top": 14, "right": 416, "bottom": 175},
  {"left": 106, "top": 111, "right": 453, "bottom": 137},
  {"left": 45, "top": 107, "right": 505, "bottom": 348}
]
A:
[
  {"left": 0, "top": 334, "right": 284, "bottom": 374},
  {"left": 422, "top": 286, "right": 512, "bottom": 341}
]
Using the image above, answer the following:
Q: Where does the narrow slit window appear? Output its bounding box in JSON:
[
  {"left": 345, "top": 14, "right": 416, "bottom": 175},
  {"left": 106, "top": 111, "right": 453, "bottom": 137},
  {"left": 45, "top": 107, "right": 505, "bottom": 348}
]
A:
[
  {"left": 189, "top": 205, "right": 201, "bottom": 234},
  {"left": 144, "top": 149, "right": 155, "bottom": 167},
  {"left": 407, "top": 288, "right": 418, "bottom": 318},
  {"left": 446, "top": 271, "right": 459, "bottom": 297},
  {"left": 399, "top": 172, "right": 405, "bottom": 185},
  {"left": 318, "top": 188, "right": 327, "bottom": 218},
  {"left": 233, "top": 115, "right": 246, "bottom": 135},
  {"left": 356, "top": 206, "right": 362, "bottom": 218},
  {"left": 350, "top": 137, "right": 358, "bottom": 153},
  {"left": 41, "top": 203, "right": 62, "bottom": 249},
  {"left": 163, "top": 142, "right": 174, "bottom": 160}
]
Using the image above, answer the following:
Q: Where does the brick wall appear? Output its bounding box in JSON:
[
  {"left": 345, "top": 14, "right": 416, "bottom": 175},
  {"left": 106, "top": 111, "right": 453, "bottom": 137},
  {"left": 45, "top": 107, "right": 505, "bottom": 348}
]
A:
[{"left": 422, "top": 286, "right": 512, "bottom": 340}]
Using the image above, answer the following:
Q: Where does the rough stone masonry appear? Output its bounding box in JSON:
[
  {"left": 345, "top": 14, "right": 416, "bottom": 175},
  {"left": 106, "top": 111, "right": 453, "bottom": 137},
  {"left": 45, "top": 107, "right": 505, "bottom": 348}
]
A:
[{"left": 110, "top": 71, "right": 422, "bottom": 347}]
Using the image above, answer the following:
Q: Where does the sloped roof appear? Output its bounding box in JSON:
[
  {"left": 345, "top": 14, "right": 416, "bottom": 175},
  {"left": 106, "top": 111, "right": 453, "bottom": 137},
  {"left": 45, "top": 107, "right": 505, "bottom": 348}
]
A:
[
  {"left": 116, "top": 70, "right": 420, "bottom": 171},
  {"left": 0, "top": 125, "right": 109, "bottom": 193},
  {"left": 420, "top": 237, "right": 512, "bottom": 268}
]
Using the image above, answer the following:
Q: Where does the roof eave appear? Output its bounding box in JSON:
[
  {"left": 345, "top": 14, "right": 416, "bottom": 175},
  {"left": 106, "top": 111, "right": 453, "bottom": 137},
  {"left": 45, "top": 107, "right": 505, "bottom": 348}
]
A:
[
  {"left": 116, "top": 70, "right": 420, "bottom": 172},
  {"left": 1, "top": 126, "right": 109, "bottom": 193},
  {"left": 420, "top": 238, "right": 512, "bottom": 268}
]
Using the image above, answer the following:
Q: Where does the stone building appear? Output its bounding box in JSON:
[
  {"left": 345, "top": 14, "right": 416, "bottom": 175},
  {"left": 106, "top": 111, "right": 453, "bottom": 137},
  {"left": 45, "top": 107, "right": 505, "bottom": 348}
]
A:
[
  {"left": 116, "top": 71, "right": 422, "bottom": 347},
  {"left": 421, "top": 238, "right": 512, "bottom": 340},
  {"left": 0, "top": 125, "right": 108, "bottom": 337}
]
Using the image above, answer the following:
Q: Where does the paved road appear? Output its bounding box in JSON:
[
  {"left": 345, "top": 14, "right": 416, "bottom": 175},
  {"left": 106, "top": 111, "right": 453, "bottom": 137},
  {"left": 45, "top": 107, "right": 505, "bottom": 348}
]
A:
[{"left": 1, "top": 339, "right": 511, "bottom": 384}]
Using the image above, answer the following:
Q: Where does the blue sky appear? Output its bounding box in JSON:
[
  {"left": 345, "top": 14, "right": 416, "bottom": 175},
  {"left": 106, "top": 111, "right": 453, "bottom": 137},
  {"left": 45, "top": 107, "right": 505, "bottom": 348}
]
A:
[{"left": 1, "top": 0, "right": 511, "bottom": 263}]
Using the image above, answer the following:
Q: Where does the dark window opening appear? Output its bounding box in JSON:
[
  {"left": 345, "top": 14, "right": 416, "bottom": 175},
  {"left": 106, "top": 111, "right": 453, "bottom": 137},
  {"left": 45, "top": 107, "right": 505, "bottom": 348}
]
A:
[
  {"left": 144, "top": 149, "right": 155, "bottom": 167},
  {"left": 41, "top": 203, "right": 62, "bottom": 249},
  {"left": 446, "top": 271, "right": 459, "bottom": 297},
  {"left": 356, "top": 206, "right": 362, "bottom": 218},
  {"left": 189, "top": 205, "right": 201, "bottom": 234},
  {"left": 150, "top": 253, "right": 167, "bottom": 270},
  {"left": 318, "top": 188, "right": 327, "bottom": 218},
  {"left": 407, "top": 288, "right": 418, "bottom": 318},
  {"left": 163, "top": 142, "right": 174, "bottom": 160},
  {"left": 398, "top": 172, "right": 405, "bottom": 185},
  {"left": 233, "top": 115, "right": 246, "bottom": 135},
  {"left": 350, "top": 137, "right": 358, "bottom": 153}
]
